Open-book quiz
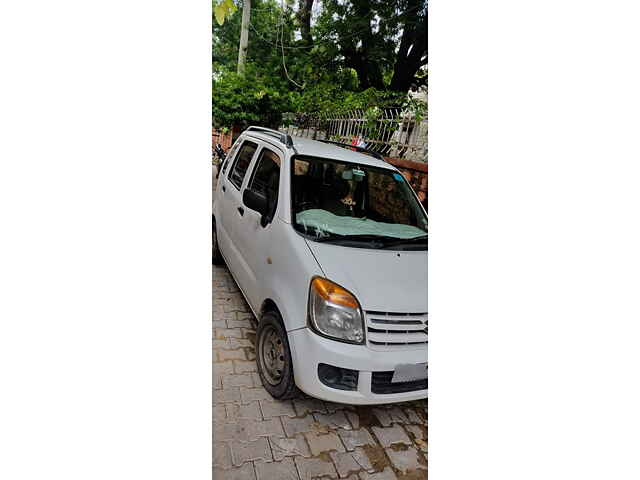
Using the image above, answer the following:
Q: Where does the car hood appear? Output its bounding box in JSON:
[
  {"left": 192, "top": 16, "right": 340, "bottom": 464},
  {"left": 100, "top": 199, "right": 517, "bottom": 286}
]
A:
[{"left": 305, "top": 241, "right": 428, "bottom": 313}]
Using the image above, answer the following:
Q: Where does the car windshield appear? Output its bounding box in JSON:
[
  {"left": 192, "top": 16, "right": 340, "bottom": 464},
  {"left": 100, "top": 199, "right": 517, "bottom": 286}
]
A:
[{"left": 291, "top": 155, "right": 428, "bottom": 250}]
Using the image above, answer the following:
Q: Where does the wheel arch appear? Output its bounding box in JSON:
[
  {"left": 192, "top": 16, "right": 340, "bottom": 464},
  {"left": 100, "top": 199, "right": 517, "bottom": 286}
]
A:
[{"left": 260, "top": 298, "right": 282, "bottom": 321}]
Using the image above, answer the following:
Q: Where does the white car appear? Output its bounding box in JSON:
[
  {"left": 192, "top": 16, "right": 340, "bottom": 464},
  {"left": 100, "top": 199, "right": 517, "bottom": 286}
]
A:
[{"left": 213, "top": 126, "right": 427, "bottom": 405}]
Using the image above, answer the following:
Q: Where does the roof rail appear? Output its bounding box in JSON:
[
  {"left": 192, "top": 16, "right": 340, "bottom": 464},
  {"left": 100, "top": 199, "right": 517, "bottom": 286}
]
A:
[
  {"left": 317, "top": 140, "right": 386, "bottom": 162},
  {"left": 245, "top": 126, "right": 294, "bottom": 148}
]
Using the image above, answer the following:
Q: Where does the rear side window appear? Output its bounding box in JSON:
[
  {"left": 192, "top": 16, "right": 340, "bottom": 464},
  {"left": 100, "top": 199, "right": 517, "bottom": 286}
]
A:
[{"left": 228, "top": 141, "right": 258, "bottom": 189}]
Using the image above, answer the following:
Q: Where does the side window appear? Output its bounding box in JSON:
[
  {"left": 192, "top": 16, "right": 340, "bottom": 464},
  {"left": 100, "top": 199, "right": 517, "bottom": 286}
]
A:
[
  {"left": 228, "top": 141, "right": 258, "bottom": 189},
  {"left": 248, "top": 148, "right": 281, "bottom": 215},
  {"left": 222, "top": 141, "right": 240, "bottom": 175}
]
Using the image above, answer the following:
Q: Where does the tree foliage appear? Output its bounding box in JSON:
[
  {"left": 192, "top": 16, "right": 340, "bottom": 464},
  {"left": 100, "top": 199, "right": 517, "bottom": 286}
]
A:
[
  {"left": 213, "top": 0, "right": 238, "bottom": 25},
  {"left": 213, "top": 0, "right": 427, "bottom": 126}
]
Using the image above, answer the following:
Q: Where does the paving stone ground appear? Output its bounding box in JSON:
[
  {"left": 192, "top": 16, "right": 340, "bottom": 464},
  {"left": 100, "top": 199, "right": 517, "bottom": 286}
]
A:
[{"left": 214, "top": 264, "right": 428, "bottom": 480}]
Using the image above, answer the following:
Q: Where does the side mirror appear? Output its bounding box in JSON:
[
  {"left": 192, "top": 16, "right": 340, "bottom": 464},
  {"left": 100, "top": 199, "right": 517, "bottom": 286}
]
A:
[{"left": 243, "top": 189, "right": 268, "bottom": 217}]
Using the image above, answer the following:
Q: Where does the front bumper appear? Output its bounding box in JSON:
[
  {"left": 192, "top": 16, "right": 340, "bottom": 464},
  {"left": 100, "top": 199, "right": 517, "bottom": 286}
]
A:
[{"left": 288, "top": 327, "right": 427, "bottom": 405}]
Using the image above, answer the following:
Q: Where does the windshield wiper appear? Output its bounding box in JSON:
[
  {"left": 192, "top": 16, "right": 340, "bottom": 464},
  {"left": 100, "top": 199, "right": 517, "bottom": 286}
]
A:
[
  {"left": 380, "top": 235, "right": 428, "bottom": 249},
  {"left": 311, "top": 233, "right": 390, "bottom": 243}
]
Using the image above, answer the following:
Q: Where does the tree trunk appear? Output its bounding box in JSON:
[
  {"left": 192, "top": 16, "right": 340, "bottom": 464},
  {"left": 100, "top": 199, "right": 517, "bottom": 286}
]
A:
[
  {"left": 237, "top": 0, "right": 251, "bottom": 76},
  {"left": 341, "top": 1, "right": 385, "bottom": 90},
  {"left": 389, "top": 8, "right": 427, "bottom": 92},
  {"left": 297, "top": 0, "right": 314, "bottom": 46}
]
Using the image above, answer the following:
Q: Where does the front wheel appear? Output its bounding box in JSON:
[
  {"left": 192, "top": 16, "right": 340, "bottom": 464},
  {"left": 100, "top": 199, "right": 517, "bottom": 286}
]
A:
[{"left": 256, "top": 312, "right": 299, "bottom": 400}]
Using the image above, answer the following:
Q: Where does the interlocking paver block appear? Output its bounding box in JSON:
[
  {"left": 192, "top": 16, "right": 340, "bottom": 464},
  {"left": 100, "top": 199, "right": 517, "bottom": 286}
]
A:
[
  {"left": 250, "top": 373, "right": 262, "bottom": 387},
  {"left": 214, "top": 422, "right": 251, "bottom": 443},
  {"left": 384, "top": 446, "right": 426, "bottom": 474},
  {"left": 213, "top": 441, "right": 232, "bottom": 469},
  {"left": 228, "top": 318, "right": 255, "bottom": 329},
  {"left": 214, "top": 361, "right": 234, "bottom": 376},
  {"left": 222, "top": 374, "right": 254, "bottom": 389},
  {"left": 269, "top": 435, "right": 311, "bottom": 461},
  {"left": 404, "top": 408, "right": 423, "bottom": 424},
  {"left": 261, "top": 400, "right": 297, "bottom": 419},
  {"left": 230, "top": 338, "right": 255, "bottom": 349},
  {"left": 351, "top": 448, "right": 374, "bottom": 472},
  {"left": 214, "top": 404, "right": 227, "bottom": 422},
  {"left": 404, "top": 425, "right": 427, "bottom": 444},
  {"left": 386, "top": 407, "right": 410, "bottom": 425},
  {"left": 242, "top": 328, "right": 257, "bottom": 338},
  {"left": 372, "top": 409, "right": 392, "bottom": 427},
  {"left": 241, "top": 387, "right": 274, "bottom": 404},
  {"left": 282, "top": 415, "right": 316, "bottom": 437},
  {"left": 345, "top": 411, "right": 360, "bottom": 430},
  {"left": 358, "top": 467, "right": 398, "bottom": 480},
  {"left": 371, "top": 426, "right": 411, "bottom": 448},
  {"left": 234, "top": 359, "right": 257, "bottom": 374},
  {"left": 214, "top": 462, "right": 256, "bottom": 480},
  {"left": 338, "top": 429, "right": 377, "bottom": 452},
  {"left": 303, "top": 431, "right": 346, "bottom": 456},
  {"left": 232, "top": 437, "right": 273, "bottom": 466},
  {"left": 313, "top": 411, "right": 352, "bottom": 430},
  {"left": 293, "top": 398, "right": 327, "bottom": 416},
  {"left": 246, "top": 417, "right": 286, "bottom": 439},
  {"left": 226, "top": 401, "right": 263, "bottom": 422},
  {"left": 213, "top": 339, "right": 231, "bottom": 350},
  {"left": 255, "top": 458, "right": 299, "bottom": 480},
  {"left": 218, "top": 349, "right": 247, "bottom": 362},
  {"left": 330, "top": 451, "right": 359, "bottom": 479},
  {"left": 294, "top": 456, "right": 339, "bottom": 480},
  {"left": 216, "top": 328, "right": 244, "bottom": 339},
  {"left": 214, "top": 386, "right": 241, "bottom": 404}
]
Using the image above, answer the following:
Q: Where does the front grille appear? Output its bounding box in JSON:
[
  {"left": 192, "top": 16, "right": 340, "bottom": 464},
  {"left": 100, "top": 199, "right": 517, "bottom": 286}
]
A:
[
  {"left": 371, "top": 371, "right": 428, "bottom": 394},
  {"left": 365, "top": 311, "right": 428, "bottom": 351}
]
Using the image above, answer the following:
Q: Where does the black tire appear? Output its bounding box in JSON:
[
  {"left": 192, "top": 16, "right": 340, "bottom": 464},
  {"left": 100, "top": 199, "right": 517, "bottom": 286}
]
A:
[
  {"left": 212, "top": 216, "right": 224, "bottom": 265},
  {"left": 256, "top": 311, "right": 299, "bottom": 400}
]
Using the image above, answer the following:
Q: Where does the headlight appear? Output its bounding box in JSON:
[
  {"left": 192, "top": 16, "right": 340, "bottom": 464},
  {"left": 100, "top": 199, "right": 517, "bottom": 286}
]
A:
[{"left": 308, "top": 277, "right": 364, "bottom": 344}]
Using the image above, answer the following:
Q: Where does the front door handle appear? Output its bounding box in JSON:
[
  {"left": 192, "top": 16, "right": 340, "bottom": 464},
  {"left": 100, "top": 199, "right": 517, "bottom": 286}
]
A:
[{"left": 237, "top": 206, "right": 244, "bottom": 216}]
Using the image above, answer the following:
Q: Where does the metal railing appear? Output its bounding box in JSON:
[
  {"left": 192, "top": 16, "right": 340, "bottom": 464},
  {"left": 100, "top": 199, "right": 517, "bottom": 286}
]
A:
[{"left": 280, "top": 108, "right": 427, "bottom": 163}]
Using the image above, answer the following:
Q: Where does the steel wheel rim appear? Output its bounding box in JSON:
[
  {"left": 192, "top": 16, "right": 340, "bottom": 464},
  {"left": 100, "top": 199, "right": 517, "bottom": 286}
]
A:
[{"left": 259, "top": 325, "right": 285, "bottom": 386}]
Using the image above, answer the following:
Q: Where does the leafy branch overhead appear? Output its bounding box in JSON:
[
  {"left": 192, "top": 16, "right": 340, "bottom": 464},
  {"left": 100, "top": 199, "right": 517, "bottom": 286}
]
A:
[
  {"left": 213, "top": 0, "right": 237, "bottom": 25},
  {"left": 213, "top": 0, "right": 427, "bottom": 126}
]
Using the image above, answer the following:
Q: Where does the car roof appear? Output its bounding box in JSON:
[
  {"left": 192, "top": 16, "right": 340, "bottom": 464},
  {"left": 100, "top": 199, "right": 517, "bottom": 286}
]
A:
[{"left": 243, "top": 132, "right": 396, "bottom": 170}]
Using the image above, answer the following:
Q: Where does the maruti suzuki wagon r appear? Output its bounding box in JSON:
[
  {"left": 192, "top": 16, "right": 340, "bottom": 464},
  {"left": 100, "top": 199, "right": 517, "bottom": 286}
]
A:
[{"left": 213, "top": 126, "right": 427, "bottom": 404}]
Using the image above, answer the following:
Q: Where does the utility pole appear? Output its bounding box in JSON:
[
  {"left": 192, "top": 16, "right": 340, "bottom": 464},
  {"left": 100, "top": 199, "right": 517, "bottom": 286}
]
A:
[{"left": 237, "top": 0, "right": 251, "bottom": 76}]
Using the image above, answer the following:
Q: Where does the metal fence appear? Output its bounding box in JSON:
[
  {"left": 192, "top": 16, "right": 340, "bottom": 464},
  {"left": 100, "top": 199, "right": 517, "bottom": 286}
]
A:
[{"left": 279, "top": 108, "right": 427, "bottom": 163}]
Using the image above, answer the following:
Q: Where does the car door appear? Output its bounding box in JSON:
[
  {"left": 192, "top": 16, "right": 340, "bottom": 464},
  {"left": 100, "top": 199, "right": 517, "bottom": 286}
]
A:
[
  {"left": 233, "top": 144, "right": 284, "bottom": 311},
  {"left": 217, "top": 139, "right": 259, "bottom": 275}
]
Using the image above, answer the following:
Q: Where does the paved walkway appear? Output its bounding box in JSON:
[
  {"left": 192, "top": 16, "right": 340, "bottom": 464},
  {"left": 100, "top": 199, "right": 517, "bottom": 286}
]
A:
[{"left": 214, "top": 264, "right": 428, "bottom": 480}]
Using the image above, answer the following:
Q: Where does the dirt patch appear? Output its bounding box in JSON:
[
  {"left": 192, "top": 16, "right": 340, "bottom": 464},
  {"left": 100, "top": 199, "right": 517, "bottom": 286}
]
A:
[
  {"left": 417, "top": 450, "right": 428, "bottom": 468},
  {"left": 311, "top": 422, "right": 332, "bottom": 434},
  {"left": 361, "top": 444, "right": 390, "bottom": 472},
  {"left": 397, "top": 470, "right": 427, "bottom": 480},
  {"left": 317, "top": 451, "right": 333, "bottom": 463},
  {"left": 406, "top": 425, "right": 428, "bottom": 444},
  {"left": 389, "top": 443, "right": 410, "bottom": 452}
]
